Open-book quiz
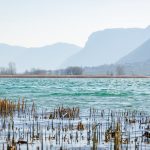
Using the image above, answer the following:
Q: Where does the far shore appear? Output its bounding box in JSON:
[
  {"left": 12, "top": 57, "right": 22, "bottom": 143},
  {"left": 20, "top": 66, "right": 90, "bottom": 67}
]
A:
[{"left": 0, "top": 74, "right": 150, "bottom": 78}]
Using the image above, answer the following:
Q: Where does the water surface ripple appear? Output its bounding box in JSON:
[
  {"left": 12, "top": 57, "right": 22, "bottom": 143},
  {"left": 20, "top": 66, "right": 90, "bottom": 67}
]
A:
[{"left": 0, "top": 78, "right": 150, "bottom": 111}]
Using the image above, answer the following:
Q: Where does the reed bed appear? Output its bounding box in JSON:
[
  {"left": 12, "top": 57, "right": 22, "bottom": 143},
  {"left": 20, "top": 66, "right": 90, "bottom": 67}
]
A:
[{"left": 0, "top": 98, "right": 150, "bottom": 149}]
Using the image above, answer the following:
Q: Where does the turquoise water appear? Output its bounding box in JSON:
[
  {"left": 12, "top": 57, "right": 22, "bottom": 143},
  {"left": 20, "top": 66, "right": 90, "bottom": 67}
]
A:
[{"left": 0, "top": 78, "right": 150, "bottom": 111}]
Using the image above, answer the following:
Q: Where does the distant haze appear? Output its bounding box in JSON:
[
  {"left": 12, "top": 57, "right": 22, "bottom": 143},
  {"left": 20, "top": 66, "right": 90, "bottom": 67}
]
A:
[
  {"left": 1, "top": 26, "right": 150, "bottom": 72},
  {"left": 118, "top": 38, "right": 150, "bottom": 64},
  {"left": 0, "top": 0, "right": 150, "bottom": 47},
  {"left": 0, "top": 43, "right": 81, "bottom": 72},
  {"left": 62, "top": 26, "right": 150, "bottom": 67}
]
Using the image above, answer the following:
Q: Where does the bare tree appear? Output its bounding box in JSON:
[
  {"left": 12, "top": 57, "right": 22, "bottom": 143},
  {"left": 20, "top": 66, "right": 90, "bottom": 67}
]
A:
[
  {"left": 0, "top": 67, "right": 7, "bottom": 74},
  {"left": 0, "top": 62, "right": 16, "bottom": 75},
  {"left": 8, "top": 62, "right": 16, "bottom": 75},
  {"left": 116, "top": 65, "right": 125, "bottom": 75}
]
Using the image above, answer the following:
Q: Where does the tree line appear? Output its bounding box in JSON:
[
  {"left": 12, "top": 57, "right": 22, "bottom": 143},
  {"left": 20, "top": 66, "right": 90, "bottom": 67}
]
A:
[
  {"left": 24, "top": 66, "right": 83, "bottom": 75},
  {"left": 0, "top": 62, "right": 127, "bottom": 75}
]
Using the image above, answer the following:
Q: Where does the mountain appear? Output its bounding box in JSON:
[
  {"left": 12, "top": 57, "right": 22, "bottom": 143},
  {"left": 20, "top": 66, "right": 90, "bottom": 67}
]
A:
[
  {"left": 0, "top": 43, "right": 81, "bottom": 72},
  {"left": 117, "top": 39, "right": 150, "bottom": 64},
  {"left": 83, "top": 39, "right": 150, "bottom": 75},
  {"left": 62, "top": 26, "right": 150, "bottom": 67}
]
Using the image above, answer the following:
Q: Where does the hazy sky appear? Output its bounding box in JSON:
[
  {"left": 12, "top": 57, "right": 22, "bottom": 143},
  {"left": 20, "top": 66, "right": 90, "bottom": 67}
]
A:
[{"left": 0, "top": 0, "right": 150, "bottom": 47}]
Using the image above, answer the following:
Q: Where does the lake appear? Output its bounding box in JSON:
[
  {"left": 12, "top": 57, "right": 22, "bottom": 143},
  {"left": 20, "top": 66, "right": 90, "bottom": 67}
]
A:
[{"left": 0, "top": 78, "right": 150, "bottom": 111}]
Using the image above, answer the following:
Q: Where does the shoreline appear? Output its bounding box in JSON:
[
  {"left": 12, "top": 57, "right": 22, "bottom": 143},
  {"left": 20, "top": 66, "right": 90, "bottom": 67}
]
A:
[{"left": 0, "top": 74, "right": 150, "bottom": 78}]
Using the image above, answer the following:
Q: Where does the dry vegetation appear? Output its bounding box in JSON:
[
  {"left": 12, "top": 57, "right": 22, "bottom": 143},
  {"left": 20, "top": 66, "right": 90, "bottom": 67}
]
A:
[{"left": 0, "top": 98, "right": 150, "bottom": 149}]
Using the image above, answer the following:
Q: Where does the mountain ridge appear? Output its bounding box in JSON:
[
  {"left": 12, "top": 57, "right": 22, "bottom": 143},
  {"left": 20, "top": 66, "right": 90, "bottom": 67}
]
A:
[
  {"left": 1, "top": 26, "right": 150, "bottom": 73},
  {"left": 0, "top": 42, "right": 81, "bottom": 72},
  {"left": 62, "top": 26, "right": 150, "bottom": 67},
  {"left": 117, "top": 38, "right": 150, "bottom": 64}
]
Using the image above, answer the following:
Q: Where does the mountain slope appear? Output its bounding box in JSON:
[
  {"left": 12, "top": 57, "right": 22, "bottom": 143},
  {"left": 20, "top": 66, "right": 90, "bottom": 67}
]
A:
[
  {"left": 117, "top": 39, "right": 150, "bottom": 64},
  {"left": 0, "top": 43, "right": 81, "bottom": 72},
  {"left": 62, "top": 26, "right": 150, "bottom": 67}
]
